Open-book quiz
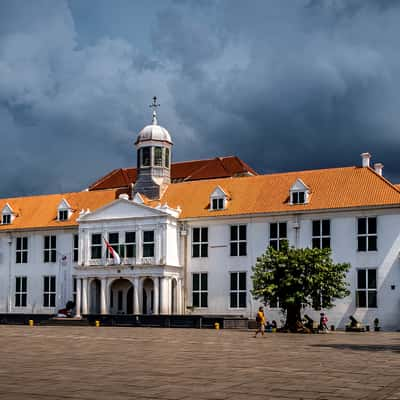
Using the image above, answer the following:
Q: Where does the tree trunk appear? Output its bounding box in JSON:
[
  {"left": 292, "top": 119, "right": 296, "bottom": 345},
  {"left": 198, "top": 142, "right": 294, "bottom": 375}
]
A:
[{"left": 285, "top": 303, "right": 309, "bottom": 333}]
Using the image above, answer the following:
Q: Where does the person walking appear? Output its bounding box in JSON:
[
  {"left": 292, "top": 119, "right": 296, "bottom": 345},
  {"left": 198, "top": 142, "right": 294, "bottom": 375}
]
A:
[{"left": 254, "top": 306, "right": 266, "bottom": 338}]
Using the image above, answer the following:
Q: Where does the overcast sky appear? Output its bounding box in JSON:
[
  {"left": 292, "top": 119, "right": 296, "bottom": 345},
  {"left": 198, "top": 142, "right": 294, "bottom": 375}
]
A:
[{"left": 1, "top": 0, "right": 400, "bottom": 197}]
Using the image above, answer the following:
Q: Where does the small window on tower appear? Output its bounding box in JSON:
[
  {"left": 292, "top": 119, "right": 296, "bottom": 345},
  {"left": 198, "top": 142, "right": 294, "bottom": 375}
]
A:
[
  {"left": 154, "top": 147, "right": 163, "bottom": 166},
  {"left": 142, "top": 147, "right": 151, "bottom": 167},
  {"left": 165, "top": 148, "right": 170, "bottom": 168}
]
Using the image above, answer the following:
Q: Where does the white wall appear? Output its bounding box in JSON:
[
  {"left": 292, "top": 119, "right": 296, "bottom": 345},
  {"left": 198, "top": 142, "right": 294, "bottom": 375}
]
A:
[
  {"left": 0, "top": 229, "right": 77, "bottom": 314},
  {"left": 186, "top": 208, "right": 400, "bottom": 330}
]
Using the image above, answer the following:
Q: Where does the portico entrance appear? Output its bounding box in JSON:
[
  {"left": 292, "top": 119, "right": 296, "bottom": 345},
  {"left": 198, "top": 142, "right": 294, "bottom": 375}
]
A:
[{"left": 110, "top": 278, "right": 134, "bottom": 315}]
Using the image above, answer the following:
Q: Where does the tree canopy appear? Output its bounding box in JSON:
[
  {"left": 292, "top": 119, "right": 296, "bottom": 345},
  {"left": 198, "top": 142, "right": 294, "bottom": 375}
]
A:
[{"left": 251, "top": 241, "right": 350, "bottom": 331}]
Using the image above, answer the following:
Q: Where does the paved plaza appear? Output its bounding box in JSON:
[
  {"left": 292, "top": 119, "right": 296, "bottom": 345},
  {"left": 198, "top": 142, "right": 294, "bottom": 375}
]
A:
[{"left": 0, "top": 326, "right": 400, "bottom": 400}]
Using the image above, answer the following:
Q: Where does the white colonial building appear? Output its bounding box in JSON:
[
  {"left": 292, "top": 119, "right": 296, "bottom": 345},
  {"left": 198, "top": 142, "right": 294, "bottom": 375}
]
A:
[{"left": 1, "top": 103, "right": 400, "bottom": 330}]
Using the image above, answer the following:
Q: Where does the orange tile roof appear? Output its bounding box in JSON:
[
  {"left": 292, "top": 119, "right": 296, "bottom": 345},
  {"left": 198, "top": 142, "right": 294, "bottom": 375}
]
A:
[
  {"left": 0, "top": 190, "right": 118, "bottom": 231},
  {"left": 146, "top": 166, "right": 400, "bottom": 218},
  {"left": 88, "top": 156, "right": 257, "bottom": 190},
  {"left": 2, "top": 166, "right": 400, "bottom": 231}
]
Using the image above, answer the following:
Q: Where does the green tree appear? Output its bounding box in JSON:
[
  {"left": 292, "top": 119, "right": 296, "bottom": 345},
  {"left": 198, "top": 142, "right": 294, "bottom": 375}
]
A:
[{"left": 251, "top": 241, "right": 350, "bottom": 332}]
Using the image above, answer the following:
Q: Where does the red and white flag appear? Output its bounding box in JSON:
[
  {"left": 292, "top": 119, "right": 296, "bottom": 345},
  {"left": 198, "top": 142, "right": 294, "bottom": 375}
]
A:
[{"left": 104, "top": 238, "right": 121, "bottom": 265}]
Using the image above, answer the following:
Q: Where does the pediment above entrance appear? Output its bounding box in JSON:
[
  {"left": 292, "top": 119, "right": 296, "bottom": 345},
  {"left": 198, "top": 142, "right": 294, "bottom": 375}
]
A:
[{"left": 77, "top": 198, "right": 178, "bottom": 222}]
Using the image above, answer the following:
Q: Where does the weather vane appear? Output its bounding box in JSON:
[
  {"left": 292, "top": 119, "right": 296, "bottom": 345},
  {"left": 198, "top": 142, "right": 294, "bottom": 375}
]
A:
[{"left": 149, "top": 96, "right": 160, "bottom": 124}]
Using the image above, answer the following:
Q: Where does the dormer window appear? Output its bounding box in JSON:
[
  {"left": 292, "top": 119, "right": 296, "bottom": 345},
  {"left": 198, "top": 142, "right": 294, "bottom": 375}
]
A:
[
  {"left": 289, "top": 179, "right": 310, "bottom": 205},
  {"left": 1, "top": 203, "right": 15, "bottom": 225},
  {"left": 58, "top": 210, "right": 68, "bottom": 221},
  {"left": 2, "top": 213, "right": 11, "bottom": 225},
  {"left": 210, "top": 186, "right": 228, "bottom": 211},
  {"left": 292, "top": 191, "right": 305, "bottom": 204},
  {"left": 212, "top": 198, "right": 224, "bottom": 210},
  {"left": 57, "top": 199, "right": 72, "bottom": 222}
]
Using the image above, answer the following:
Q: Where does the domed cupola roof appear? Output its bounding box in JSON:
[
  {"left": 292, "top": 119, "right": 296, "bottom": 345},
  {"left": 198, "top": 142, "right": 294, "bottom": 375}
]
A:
[{"left": 135, "top": 97, "right": 172, "bottom": 145}]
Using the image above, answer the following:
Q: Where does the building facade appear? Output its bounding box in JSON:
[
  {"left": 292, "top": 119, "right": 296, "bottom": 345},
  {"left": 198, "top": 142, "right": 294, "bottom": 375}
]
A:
[{"left": 1, "top": 108, "right": 400, "bottom": 330}]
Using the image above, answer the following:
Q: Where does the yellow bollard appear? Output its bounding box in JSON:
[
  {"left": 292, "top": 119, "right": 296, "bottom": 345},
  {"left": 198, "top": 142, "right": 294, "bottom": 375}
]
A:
[
  {"left": 28, "top": 320, "right": 34, "bottom": 327},
  {"left": 214, "top": 322, "right": 220, "bottom": 330},
  {"left": 95, "top": 320, "right": 100, "bottom": 327}
]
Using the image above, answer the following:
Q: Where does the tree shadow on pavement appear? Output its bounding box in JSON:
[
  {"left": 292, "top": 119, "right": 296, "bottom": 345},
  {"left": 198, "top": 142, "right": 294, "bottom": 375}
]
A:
[{"left": 312, "top": 343, "right": 400, "bottom": 353}]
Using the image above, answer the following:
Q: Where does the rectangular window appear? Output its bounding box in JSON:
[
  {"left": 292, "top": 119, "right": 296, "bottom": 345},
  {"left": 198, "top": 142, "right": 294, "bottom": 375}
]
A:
[
  {"left": 230, "top": 225, "right": 247, "bottom": 256},
  {"left": 143, "top": 231, "right": 155, "bottom": 257},
  {"left": 269, "top": 222, "right": 287, "bottom": 250},
  {"left": 16, "top": 237, "right": 28, "bottom": 264},
  {"left": 72, "top": 278, "right": 77, "bottom": 305},
  {"left": 357, "top": 217, "right": 377, "bottom": 251},
  {"left": 269, "top": 297, "right": 280, "bottom": 309},
  {"left": 2, "top": 214, "right": 11, "bottom": 224},
  {"left": 142, "top": 147, "right": 151, "bottom": 167},
  {"left": 212, "top": 198, "right": 224, "bottom": 210},
  {"left": 356, "top": 269, "right": 377, "bottom": 308},
  {"left": 230, "top": 272, "right": 247, "bottom": 308},
  {"left": 58, "top": 210, "right": 68, "bottom": 221},
  {"left": 43, "top": 235, "right": 57, "bottom": 263},
  {"left": 15, "top": 277, "right": 27, "bottom": 307},
  {"left": 91, "top": 234, "right": 102, "bottom": 259},
  {"left": 192, "top": 273, "right": 208, "bottom": 308},
  {"left": 192, "top": 227, "right": 208, "bottom": 258},
  {"left": 73, "top": 234, "right": 79, "bottom": 263},
  {"left": 125, "top": 232, "right": 136, "bottom": 258},
  {"left": 292, "top": 191, "right": 305, "bottom": 204},
  {"left": 312, "top": 220, "right": 331, "bottom": 249},
  {"left": 108, "top": 232, "right": 125, "bottom": 258},
  {"left": 43, "top": 276, "right": 56, "bottom": 307},
  {"left": 154, "top": 147, "right": 163, "bottom": 166},
  {"left": 165, "top": 148, "right": 170, "bottom": 167}
]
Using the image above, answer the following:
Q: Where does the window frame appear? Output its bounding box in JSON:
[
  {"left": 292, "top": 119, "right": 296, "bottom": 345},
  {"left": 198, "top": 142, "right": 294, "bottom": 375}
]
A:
[
  {"left": 43, "top": 235, "right": 57, "bottom": 263},
  {"left": 357, "top": 217, "right": 377, "bottom": 252},
  {"left": 43, "top": 276, "right": 56, "bottom": 308},
  {"left": 90, "top": 233, "right": 103, "bottom": 260},
  {"left": 230, "top": 224, "right": 247, "bottom": 257},
  {"left": 58, "top": 209, "right": 69, "bottom": 221},
  {"left": 15, "top": 276, "right": 27, "bottom": 308},
  {"left": 73, "top": 234, "right": 79, "bottom": 263},
  {"left": 269, "top": 222, "right": 287, "bottom": 250},
  {"left": 291, "top": 191, "right": 306, "bottom": 204},
  {"left": 16, "top": 237, "right": 28, "bottom": 264},
  {"left": 312, "top": 219, "right": 331, "bottom": 249},
  {"left": 192, "top": 272, "right": 208, "bottom": 308},
  {"left": 2, "top": 213, "right": 11, "bottom": 225},
  {"left": 125, "top": 231, "right": 136, "bottom": 258},
  {"left": 192, "top": 227, "right": 208, "bottom": 258},
  {"left": 356, "top": 268, "right": 377, "bottom": 308},
  {"left": 211, "top": 197, "right": 225, "bottom": 211},
  {"left": 229, "top": 272, "right": 247, "bottom": 309},
  {"left": 143, "top": 230, "right": 155, "bottom": 258}
]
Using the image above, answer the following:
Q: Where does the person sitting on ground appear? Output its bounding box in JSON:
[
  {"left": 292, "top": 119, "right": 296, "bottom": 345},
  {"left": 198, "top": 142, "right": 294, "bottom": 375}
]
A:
[{"left": 254, "top": 306, "right": 266, "bottom": 338}]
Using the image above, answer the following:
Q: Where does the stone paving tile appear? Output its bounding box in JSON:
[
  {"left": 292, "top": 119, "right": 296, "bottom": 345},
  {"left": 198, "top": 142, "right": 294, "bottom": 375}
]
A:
[{"left": 1, "top": 326, "right": 400, "bottom": 399}]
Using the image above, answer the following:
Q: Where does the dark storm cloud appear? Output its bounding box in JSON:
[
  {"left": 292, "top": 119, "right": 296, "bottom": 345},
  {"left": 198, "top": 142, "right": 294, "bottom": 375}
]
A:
[
  {"left": 153, "top": 0, "right": 400, "bottom": 177},
  {"left": 1, "top": 0, "right": 400, "bottom": 197}
]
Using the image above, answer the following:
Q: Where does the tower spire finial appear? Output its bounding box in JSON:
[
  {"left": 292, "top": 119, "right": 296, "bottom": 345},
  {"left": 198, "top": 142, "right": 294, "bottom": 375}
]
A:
[{"left": 149, "top": 96, "right": 160, "bottom": 125}]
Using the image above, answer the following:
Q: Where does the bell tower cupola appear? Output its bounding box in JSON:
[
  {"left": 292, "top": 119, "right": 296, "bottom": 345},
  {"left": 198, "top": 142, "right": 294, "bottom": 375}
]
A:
[{"left": 133, "top": 97, "right": 173, "bottom": 199}]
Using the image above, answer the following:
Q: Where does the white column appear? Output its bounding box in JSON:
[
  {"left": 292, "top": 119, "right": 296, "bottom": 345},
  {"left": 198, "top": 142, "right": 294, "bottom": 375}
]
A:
[
  {"left": 75, "top": 278, "right": 81, "bottom": 318},
  {"left": 82, "top": 278, "right": 88, "bottom": 315},
  {"left": 176, "top": 278, "right": 183, "bottom": 314},
  {"left": 153, "top": 277, "right": 159, "bottom": 315},
  {"left": 160, "top": 277, "right": 169, "bottom": 314},
  {"left": 133, "top": 277, "right": 140, "bottom": 314},
  {"left": 100, "top": 278, "right": 107, "bottom": 315},
  {"left": 168, "top": 277, "right": 173, "bottom": 314}
]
